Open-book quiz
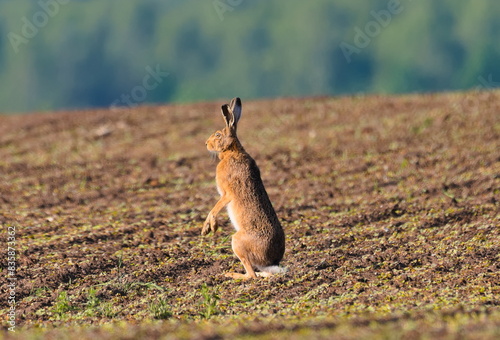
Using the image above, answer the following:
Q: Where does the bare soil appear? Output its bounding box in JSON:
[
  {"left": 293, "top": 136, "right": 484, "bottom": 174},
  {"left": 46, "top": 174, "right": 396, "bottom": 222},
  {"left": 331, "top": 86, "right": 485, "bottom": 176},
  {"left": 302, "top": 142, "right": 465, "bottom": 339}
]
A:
[{"left": 0, "top": 90, "right": 499, "bottom": 339}]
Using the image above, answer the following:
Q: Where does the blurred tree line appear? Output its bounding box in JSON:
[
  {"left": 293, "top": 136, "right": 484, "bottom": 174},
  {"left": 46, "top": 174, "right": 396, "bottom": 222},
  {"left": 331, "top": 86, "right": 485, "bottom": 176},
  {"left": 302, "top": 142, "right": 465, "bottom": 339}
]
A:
[{"left": 0, "top": 0, "right": 499, "bottom": 113}]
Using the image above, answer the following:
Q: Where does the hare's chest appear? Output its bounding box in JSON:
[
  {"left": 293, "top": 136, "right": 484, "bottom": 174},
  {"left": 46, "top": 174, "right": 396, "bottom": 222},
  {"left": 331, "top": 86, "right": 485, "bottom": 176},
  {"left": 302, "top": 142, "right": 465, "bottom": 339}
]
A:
[
  {"left": 226, "top": 202, "right": 240, "bottom": 231},
  {"left": 215, "top": 161, "right": 234, "bottom": 195}
]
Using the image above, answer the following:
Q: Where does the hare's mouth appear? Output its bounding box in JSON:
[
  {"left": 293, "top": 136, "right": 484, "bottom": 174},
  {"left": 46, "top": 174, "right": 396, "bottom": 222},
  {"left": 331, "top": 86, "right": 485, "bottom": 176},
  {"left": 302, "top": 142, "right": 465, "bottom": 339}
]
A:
[{"left": 208, "top": 150, "right": 219, "bottom": 161}]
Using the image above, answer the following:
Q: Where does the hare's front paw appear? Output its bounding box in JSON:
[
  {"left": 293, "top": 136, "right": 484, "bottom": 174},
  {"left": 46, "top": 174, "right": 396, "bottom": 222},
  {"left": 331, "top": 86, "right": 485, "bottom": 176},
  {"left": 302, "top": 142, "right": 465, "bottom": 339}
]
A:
[{"left": 201, "top": 213, "right": 218, "bottom": 236}]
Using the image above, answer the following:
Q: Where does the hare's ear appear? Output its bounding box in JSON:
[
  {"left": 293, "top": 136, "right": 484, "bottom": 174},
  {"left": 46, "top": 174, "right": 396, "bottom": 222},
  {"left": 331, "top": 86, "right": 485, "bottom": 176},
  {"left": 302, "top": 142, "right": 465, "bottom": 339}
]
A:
[
  {"left": 229, "top": 97, "right": 242, "bottom": 125},
  {"left": 221, "top": 104, "right": 233, "bottom": 128}
]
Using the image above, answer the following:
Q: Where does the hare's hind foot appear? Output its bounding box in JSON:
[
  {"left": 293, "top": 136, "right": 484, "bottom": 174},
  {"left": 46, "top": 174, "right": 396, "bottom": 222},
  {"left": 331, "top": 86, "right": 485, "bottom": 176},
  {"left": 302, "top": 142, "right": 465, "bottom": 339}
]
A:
[
  {"left": 256, "top": 272, "right": 273, "bottom": 278},
  {"left": 224, "top": 272, "right": 256, "bottom": 280},
  {"left": 224, "top": 271, "right": 275, "bottom": 280}
]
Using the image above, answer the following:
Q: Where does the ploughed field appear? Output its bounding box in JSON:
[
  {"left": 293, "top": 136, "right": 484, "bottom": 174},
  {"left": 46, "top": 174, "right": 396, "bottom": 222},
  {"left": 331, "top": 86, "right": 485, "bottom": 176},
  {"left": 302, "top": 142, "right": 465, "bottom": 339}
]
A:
[{"left": 1, "top": 91, "right": 499, "bottom": 339}]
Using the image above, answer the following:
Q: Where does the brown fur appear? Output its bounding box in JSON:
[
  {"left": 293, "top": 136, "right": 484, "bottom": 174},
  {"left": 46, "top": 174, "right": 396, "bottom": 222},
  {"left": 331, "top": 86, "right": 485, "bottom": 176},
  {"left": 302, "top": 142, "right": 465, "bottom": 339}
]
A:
[{"left": 202, "top": 98, "right": 285, "bottom": 279}]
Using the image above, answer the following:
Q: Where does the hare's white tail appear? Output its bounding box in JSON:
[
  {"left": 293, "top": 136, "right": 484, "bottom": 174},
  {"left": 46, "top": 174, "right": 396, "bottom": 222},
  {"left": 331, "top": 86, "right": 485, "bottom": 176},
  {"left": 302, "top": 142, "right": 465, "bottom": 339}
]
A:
[{"left": 256, "top": 265, "right": 288, "bottom": 277}]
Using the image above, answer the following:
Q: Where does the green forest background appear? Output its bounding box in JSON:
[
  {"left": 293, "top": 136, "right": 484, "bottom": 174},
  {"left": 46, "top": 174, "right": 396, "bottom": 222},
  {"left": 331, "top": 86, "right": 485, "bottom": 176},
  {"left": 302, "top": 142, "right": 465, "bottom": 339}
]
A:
[{"left": 0, "top": 0, "right": 499, "bottom": 114}]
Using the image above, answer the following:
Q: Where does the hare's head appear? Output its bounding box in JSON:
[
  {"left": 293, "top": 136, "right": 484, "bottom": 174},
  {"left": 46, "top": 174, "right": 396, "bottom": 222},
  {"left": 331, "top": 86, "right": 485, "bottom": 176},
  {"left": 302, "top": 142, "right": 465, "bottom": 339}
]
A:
[{"left": 206, "top": 97, "right": 242, "bottom": 153}]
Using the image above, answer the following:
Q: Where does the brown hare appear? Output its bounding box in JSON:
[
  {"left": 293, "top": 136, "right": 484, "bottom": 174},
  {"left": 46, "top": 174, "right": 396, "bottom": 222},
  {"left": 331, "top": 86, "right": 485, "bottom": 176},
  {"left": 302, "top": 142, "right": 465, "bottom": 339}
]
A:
[{"left": 202, "top": 97, "right": 286, "bottom": 279}]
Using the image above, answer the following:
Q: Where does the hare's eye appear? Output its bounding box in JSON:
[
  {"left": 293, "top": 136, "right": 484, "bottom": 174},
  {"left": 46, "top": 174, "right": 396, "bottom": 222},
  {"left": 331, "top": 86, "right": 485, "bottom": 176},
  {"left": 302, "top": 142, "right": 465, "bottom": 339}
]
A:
[{"left": 215, "top": 132, "right": 221, "bottom": 138}]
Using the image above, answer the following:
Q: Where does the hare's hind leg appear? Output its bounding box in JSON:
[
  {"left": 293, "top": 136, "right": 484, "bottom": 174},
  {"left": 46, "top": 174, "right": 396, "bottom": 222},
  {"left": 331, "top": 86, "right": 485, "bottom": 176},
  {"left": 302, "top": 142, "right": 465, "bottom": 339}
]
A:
[{"left": 225, "top": 232, "right": 257, "bottom": 280}]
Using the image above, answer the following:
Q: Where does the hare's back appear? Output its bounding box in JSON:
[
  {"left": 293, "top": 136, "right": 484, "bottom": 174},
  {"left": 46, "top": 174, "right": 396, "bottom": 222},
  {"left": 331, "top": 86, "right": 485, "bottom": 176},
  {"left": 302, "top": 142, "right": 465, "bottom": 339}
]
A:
[{"left": 227, "top": 156, "right": 282, "bottom": 230}]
